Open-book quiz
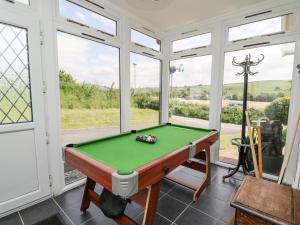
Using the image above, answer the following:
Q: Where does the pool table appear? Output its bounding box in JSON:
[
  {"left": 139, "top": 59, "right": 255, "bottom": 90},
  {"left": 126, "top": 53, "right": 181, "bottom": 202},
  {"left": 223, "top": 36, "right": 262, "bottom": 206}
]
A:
[{"left": 64, "top": 123, "right": 218, "bottom": 225}]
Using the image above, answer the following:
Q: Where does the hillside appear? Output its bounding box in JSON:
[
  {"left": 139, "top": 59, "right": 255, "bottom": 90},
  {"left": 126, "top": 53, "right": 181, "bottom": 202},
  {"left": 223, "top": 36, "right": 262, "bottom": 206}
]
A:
[{"left": 173, "top": 80, "right": 291, "bottom": 101}]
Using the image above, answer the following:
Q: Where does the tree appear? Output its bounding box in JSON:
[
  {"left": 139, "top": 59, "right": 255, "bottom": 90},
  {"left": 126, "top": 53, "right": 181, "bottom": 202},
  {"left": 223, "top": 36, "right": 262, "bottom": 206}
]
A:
[
  {"left": 264, "top": 97, "right": 290, "bottom": 125},
  {"left": 274, "top": 86, "right": 281, "bottom": 91},
  {"left": 59, "top": 70, "right": 76, "bottom": 85}
]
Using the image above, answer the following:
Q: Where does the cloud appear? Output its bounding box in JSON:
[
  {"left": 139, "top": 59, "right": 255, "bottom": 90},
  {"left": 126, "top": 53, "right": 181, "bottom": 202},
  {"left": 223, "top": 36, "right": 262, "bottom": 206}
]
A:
[
  {"left": 173, "top": 33, "right": 211, "bottom": 52},
  {"left": 224, "top": 43, "right": 295, "bottom": 84},
  {"left": 57, "top": 32, "right": 119, "bottom": 88},
  {"left": 130, "top": 53, "right": 161, "bottom": 88},
  {"left": 75, "top": 12, "right": 87, "bottom": 22},
  {"left": 56, "top": 32, "right": 295, "bottom": 93},
  {"left": 170, "top": 55, "right": 212, "bottom": 86}
]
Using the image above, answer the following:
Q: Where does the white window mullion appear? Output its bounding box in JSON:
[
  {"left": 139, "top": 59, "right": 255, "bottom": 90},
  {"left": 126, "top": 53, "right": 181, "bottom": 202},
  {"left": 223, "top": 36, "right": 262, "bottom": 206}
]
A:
[
  {"left": 210, "top": 22, "right": 226, "bottom": 163},
  {"left": 160, "top": 38, "right": 171, "bottom": 124},
  {"left": 285, "top": 38, "right": 300, "bottom": 185},
  {"left": 120, "top": 17, "right": 131, "bottom": 132}
]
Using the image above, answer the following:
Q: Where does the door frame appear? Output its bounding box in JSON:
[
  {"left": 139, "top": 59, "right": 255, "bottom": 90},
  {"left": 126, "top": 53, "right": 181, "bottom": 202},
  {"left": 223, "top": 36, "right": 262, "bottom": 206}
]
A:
[{"left": 0, "top": 8, "right": 50, "bottom": 215}]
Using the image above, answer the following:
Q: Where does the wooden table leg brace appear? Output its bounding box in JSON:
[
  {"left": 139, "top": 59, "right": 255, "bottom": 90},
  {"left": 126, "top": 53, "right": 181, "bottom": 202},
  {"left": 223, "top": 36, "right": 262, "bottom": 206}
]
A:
[
  {"left": 166, "top": 147, "right": 211, "bottom": 201},
  {"left": 80, "top": 178, "right": 161, "bottom": 225}
]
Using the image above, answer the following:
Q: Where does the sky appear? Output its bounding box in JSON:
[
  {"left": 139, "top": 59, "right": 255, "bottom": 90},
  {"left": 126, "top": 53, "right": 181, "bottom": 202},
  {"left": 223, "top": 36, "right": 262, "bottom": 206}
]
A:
[
  {"left": 173, "top": 33, "right": 211, "bottom": 52},
  {"left": 56, "top": 0, "right": 296, "bottom": 90}
]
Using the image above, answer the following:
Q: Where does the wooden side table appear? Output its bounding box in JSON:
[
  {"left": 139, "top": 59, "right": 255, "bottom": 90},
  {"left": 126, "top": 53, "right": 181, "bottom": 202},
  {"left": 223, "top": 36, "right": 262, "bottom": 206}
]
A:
[{"left": 230, "top": 176, "right": 300, "bottom": 225}]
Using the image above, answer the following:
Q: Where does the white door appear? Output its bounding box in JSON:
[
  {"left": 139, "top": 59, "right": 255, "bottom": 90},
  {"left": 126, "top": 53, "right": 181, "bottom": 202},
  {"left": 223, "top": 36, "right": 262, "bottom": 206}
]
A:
[{"left": 0, "top": 12, "right": 50, "bottom": 214}]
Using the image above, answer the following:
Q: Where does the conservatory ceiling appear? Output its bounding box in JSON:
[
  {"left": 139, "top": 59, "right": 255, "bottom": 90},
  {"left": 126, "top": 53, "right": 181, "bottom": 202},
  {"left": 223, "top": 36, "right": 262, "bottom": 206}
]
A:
[{"left": 109, "top": 0, "right": 267, "bottom": 31}]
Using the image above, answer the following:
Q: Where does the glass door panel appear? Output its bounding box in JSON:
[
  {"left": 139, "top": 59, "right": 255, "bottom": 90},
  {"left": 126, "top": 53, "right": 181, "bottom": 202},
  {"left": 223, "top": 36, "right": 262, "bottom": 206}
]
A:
[{"left": 219, "top": 43, "right": 295, "bottom": 176}]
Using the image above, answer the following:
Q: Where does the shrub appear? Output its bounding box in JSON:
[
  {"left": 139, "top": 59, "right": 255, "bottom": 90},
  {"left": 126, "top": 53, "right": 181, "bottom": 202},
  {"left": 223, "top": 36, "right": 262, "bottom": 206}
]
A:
[{"left": 264, "top": 97, "right": 290, "bottom": 125}]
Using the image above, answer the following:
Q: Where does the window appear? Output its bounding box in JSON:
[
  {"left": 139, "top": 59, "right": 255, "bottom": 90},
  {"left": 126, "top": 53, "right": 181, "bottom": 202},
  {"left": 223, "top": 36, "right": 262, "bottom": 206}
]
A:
[
  {"left": 169, "top": 56, "right": 212, "bottom": 127},
  {"left": 59, "top": 0, "right": 117, "bottom": 36},
  {"left": 219, "top": 43, "right": 295, "bottom": 176},
  {"left": 130, "top": 53, "right": 161, "bottom": 129},
  {"left": 131, "top": 29, "right": 161, "bottom": 52},
  {"left": 172, "top": 33, "right": 211, "bottom": 52},
  {"left": 228, "top": 14, "right": 294, "bottom": 42},
  {"left": 0, "top": 23, "right": 32, "bottom": 125},
  {"left": 57, "top": 32, "right": 120, "bottom": 184}
]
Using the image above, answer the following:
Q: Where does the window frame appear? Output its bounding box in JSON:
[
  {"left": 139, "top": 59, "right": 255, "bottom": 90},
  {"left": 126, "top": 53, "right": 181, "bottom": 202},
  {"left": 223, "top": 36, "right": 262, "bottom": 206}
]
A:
[
  {"left": 54, "top": 0, "right": 121, "bottom": 44},
  {"left": 172, "top": 32, "right": 212, "bottom": 53},
  {"left": 0, "top": 0, "right": 39, "bottom": 13},
  {"left": 131, "top": 28, "right": 161, "bottom": 52},
  {"left": 215, "top": 3, "right": 300, "bottom": 175},
  {"left": 129, "top": 25, "right": 163, "bottom": 59},
  {"left": 223, "top": 5, "right": 296, "bottom": 46},
  {"left": 169, "top": 27, "right": 213, "bottom": 61}
]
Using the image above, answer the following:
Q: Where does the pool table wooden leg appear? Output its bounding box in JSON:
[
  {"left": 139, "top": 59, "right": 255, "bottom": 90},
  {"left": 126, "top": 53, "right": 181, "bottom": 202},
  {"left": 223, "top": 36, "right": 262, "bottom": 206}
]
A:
[
  {"left": 193, "top": 146, "right": 211, "bottom": 201},
  {"left": 81, "top": 177, "right": 96, "bottom": 213},
  {"left": 142, "top": 181, "right": 161, "bottom": 225},
  {"left": 165, "top": 146, "right": 211, "bottom": 202}
]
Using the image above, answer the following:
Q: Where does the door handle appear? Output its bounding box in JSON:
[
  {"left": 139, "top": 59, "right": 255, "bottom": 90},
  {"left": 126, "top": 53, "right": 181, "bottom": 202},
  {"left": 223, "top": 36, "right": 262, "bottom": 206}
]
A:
[{"left": 297, "top": 64, "right": 300, "bottom": 74}]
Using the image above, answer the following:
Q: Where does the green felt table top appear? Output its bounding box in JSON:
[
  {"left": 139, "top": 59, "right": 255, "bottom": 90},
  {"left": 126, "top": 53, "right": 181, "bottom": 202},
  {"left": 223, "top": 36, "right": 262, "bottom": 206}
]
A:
[{"left": 72, "top": 124, "right": 213, "bottom": 175}]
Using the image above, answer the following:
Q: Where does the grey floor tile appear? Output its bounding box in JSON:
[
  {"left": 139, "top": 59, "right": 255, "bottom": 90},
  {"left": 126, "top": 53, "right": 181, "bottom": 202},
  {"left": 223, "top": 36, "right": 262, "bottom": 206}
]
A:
[
  {"left": 203, "top": 182, "right": 234, "bottom": 203},
  {"left": 167, "top": 185, "right": 194, "bottom": 204},
  {"left": 20, "top": 199, "right": 60, "bottom": 225},
  {"left": 0, "top": 213, "right": 22, "bottom": 225},
  {"left": 81, "top": 211, "right": 116, "bottom": 225},
  {"left": 191, "top": 194, "right": 228, "bottom": 219},
  {"left": 135, "top": 213, "right": 172, "bottom": 225},
  {"left": 160, "top": 179, "right": 176, "bottom": 193},
  {"left": 215, "top": 220, "right": 226, "bottom": 225},
  {"left": 64, "top": 203, "right": 100, "bottom": 225},
  {"left": 54, "top": 188, "right": 83, "bottom": 210},
  {"left": 33, "top": 212, "right": 73, "bottom": 225},
  {"left": 219, "top": 206, "right": 235, "bottom": 223},
  {"left": 175, "top": 207, "right": 216, "bottom": 225},
  {"left": 212, "top": 173, "right": 242, "bottom": 190},
  {"left": 124, "top": 202, "right": 144, "bottom": 219},
  {"left": 157, "top": 195, "right": 186, "bottom": 221}
]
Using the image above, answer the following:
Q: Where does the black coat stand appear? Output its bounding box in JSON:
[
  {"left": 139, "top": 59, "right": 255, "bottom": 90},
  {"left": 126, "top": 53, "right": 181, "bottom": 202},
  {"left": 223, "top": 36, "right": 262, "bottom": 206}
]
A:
[{"left": 222, "top": 54, "right": 264, "bottom": 181}]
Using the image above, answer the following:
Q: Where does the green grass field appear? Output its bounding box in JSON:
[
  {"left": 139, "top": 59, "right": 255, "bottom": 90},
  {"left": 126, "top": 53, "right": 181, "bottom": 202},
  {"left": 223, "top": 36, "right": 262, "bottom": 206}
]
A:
[
  {"left": 61, "top": 108, "right": 159, "bottom": 129},
  {"left": 220, "top": 133, "right": 241, "bottom": 150}
]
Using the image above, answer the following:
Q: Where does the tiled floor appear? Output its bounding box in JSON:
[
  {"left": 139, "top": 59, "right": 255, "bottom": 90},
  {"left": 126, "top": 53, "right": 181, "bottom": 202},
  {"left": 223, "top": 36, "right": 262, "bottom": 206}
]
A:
[{"left": 0, "top": 165, "right": 243, "bottom": 225}]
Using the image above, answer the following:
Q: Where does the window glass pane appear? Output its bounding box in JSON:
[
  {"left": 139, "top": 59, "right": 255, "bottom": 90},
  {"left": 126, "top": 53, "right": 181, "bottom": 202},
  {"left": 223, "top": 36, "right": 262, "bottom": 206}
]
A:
[
  {"left": 57, "top": 32, "right": 120, "bottom": 184},
  {"left": 228, "top": 14, "right": 293, "bottom": 42},
  {"left": 130, "top": 53, "right": 161, "bottom": 129},
  {"left": 59, "top": 0, "right": 117, "bottom": 36},
  {"left": 131, "top": 29, "right": 161, "bottom": 52},
  {"left": 172, "top": 33, "right": 211, "bottom": 52},
  {"left": 15, "top": 0, "right": 29, "bottom": 4},
  {"left": 169, "top": 56, "right": 212, "bottom": 127},
  {"left": 0, "top": 23, "right": 32, "bottom": 125},
  {"left": 219, "top": 43, "right": 295, "bottom": 176}
]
